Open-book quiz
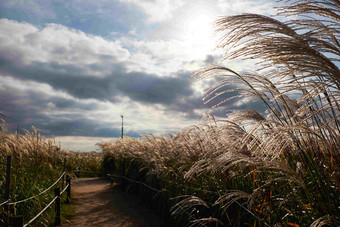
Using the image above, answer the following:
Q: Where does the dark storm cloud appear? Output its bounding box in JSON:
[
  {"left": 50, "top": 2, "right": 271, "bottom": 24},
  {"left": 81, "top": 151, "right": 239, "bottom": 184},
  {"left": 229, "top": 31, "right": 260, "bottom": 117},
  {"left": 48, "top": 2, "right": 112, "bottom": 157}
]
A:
[
  {"left": 166, "top": 95, "right": 208, "bottom": 119},
  {"left": 0, "top": 88, "right": 103, "bottom": 134},
  {"left": 38, "top": 119, "right": 121, "bottom": 137},
  {"left": 209, "top": 99, "right": 267, "bottom": 118},
  {"left": 118, "top": 71, "right": 192, "bottom": 104},
  {"left": 50, "top": 98, "right": 96, "bottom": 110},
  {"left": 0, "top": 89, "right": 139, "bottom": 137},
  {"left": 199, "top": 77, "right": 267, "bottom": 116},
  {"left": 0, "top": 58, "right": 268, "bottom": 140},
  {"left": 165, "top": 75, "right": 267, "bottom": 120},
  {"left": 0, "top": 54, "right": 198, "bottom": 137},
  {"left": 0, "top": 57, "right": 193, "bottom": 106},
  {"left": 166, "top": 77, "right": 240, "bottom": 118},
  {"left": 0, "top": 52, "right": 267, "bottom": 139},
  {"left": 35, "top": 117, "right": 140, "bottom": 138}
]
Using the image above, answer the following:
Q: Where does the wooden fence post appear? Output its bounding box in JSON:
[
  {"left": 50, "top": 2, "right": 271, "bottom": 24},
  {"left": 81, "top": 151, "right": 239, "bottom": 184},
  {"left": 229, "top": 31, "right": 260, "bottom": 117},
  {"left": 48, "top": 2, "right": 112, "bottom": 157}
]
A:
[
  {"left": 10, "top": 215, "right": 23, "bottom": 227},
  {"left": 4, "top": 155, "right": 11, "bottom": 227},
  {"left": 66, "top": 175, "right": 71, "bottom": 204},
  {"left": 62, "top": 158, "right": 66, "bottom": 189},
  {"left": 54, "top": 188, "right": 61, "bottom": 226}
]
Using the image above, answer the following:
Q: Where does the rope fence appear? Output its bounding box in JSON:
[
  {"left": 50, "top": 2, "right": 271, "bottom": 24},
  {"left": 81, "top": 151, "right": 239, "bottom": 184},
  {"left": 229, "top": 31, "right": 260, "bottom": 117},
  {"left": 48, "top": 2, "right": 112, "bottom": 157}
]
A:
[
  {"left": 107, "top": 172, "right": 270, "bottom": 227},
  {"left": 1, "top": 156, "right": 71, "bottom": 227},
  {"left": 23, "top": 196, "right": 57, "bottom": 227},
  {"left": 60, "top": 183, "right": 70, "bottom": 195},
  {"left": 22, "top": 182, "right": 70, "bottom": 227},
  {"left": 2, "top": 153, "right": 268, "bottom": 227},
  {"left": 110, "top": 174, "right": 166, "bottom": 193},
  {"left": 74, "top": 170, "right": 101, "bottom": 173},
  {"left": 0, "top": 199, "right": 10, "bottom": 207},
  {"left": 8, "top": 172, "right": 65, "bottom": 206},
  {"left": 107, "top": 173, "right": 199, "bottom": 223}
]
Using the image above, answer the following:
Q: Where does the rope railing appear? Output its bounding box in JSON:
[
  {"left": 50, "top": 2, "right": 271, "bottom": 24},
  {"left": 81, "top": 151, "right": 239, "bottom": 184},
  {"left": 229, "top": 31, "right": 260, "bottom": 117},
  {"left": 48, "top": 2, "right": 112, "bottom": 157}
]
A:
[
  {"left": 107, "top": 173, "right": 270, "bottom": 227},
  {"left": 108, "top": 173, "right": 168, "bottom": 194},
  {"left": 122, "top": 175, "right": 165, "bottom": 193},
  {"left": 0, "top": 199, "right": 10, "bottom": 207},
  {"left": 1, "top": 156, "right": 70, "bottom": 227},
  {"left": 60, "top": 183, "right": 69, "bottom": 195},
  {"left": 8, "top": 172, "right": 65, "bottom": 205},
  {"left": 23, "top": 196, "right": 57, "bottom": 227},
  {"left": 107, "top": 173, "right": 199, "bottom": 223},
  {"left": 74, "top": 170, "right": 101, "bottom": 173},
  {"left": 21, "top": 180, "right": 70, "bottom": 227},
  {"left": 3, "top": 165, "right": 267, "bottom": 226}
]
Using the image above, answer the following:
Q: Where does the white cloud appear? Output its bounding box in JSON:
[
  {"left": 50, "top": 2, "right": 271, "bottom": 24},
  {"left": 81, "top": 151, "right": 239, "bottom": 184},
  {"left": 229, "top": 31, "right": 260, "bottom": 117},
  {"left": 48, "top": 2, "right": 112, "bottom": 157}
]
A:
[
  {"left": 120, "top": 37, "right": 217, "bottom": 76},
  {"left": 0, "top": 19, "right": 130, "bottom": 71},
  {"left": 0, "top": 75, "right": 101, "bottom": 120},
  {"left": 0, "top": 19, "right": 203, "bottom": 136},
  {"left": 0, "top": 18, "right": 213, "bottom": 79},
  {"left": 0, "top": 0, "right": 277, "bottom": 150},
  {"left": 117, "top": 0, "right": 276, "bottom": 76},
  {"left": 0, "top": 75, "right": 71, "bottom": 100}
]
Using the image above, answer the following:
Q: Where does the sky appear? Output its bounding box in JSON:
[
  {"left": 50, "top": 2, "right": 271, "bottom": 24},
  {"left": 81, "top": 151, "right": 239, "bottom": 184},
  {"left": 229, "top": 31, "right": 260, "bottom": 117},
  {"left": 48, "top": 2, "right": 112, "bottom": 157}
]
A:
[{"left": 0, "top": 0, "right": 276, "bottom": 151}]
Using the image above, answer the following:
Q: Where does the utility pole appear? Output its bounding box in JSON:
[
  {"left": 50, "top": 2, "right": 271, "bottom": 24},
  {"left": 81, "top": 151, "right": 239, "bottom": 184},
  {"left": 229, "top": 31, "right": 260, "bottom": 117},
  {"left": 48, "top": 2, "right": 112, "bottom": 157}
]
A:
[{"left": 120, "top": 114, "right": 124, "bottom": 139}]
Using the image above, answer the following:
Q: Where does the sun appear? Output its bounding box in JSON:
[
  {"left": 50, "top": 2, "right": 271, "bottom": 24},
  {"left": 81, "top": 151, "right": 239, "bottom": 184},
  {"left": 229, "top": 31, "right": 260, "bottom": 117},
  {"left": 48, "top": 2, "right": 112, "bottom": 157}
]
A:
[
  {"left": 181, "top": 5, "right": 216, "bottom": 44},
  {"left": 159, "top": 3, "right": 218, "bottom": 67}
]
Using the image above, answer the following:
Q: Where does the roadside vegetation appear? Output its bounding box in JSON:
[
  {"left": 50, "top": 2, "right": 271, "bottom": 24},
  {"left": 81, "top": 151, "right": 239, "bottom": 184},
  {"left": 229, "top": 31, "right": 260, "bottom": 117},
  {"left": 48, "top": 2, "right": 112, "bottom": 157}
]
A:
[
  {"left": 100, "top": 0, "right": 340, "bottom": 226},
  {"left": 0, "top": 121, "right": 102, "bottom": 226}
]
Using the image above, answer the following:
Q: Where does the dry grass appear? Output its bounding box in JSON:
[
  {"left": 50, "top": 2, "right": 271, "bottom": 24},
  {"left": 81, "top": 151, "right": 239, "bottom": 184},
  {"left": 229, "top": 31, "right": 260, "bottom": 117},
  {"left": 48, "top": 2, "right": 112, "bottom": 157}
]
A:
[
  {"left": 100, "top": 0, "right": 340, "bottom": 226},
  {"left": 0, "top": 122, "right": 102, "bottom": 226}
]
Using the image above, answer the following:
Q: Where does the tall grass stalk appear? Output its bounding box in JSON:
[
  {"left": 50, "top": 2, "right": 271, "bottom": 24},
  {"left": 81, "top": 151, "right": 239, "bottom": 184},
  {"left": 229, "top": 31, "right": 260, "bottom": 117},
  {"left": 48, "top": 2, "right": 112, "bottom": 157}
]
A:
[
  {"left": 101, "top": 0, "right": 340, "bottom": 226},
  {"left": 0, "top": 120, "right": 102, "bottom": 226}
]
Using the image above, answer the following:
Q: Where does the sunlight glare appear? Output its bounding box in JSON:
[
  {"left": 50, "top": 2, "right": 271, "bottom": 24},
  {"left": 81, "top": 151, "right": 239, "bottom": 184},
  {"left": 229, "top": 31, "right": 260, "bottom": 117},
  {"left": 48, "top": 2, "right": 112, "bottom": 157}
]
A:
[{"left": 181, "top": 6, "right": 216, "bottom": 45}]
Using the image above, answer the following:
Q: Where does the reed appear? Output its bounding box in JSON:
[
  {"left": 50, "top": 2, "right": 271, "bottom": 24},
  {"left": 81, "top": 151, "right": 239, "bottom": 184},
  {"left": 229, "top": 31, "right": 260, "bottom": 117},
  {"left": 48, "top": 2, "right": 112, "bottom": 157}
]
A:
[
  {"left": 0, "top": 121, "right": 102, "bottom": 226},
  {"left": 100, "top": 0, "right": 340, "bottom": 226}
]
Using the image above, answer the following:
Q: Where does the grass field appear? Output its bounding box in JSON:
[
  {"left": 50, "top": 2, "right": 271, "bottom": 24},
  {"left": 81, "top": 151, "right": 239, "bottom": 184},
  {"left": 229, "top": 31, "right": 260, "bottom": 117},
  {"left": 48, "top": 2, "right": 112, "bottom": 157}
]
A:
[
  {"left": 1, "top": 0, "right": 339, "bottom": 226},
  {"left": 0, "top": 124, "right": 102, "bottom": 226},
  {"left": 99, "top": 0, "right": 340, "bottom": 226}
]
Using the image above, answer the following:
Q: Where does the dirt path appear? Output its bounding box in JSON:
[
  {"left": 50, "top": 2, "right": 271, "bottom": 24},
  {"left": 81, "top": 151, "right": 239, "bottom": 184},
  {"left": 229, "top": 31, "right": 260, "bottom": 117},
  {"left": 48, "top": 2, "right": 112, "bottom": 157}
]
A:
[{"left": 64, "top": 178, "right": 162, "bottom": 227}]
